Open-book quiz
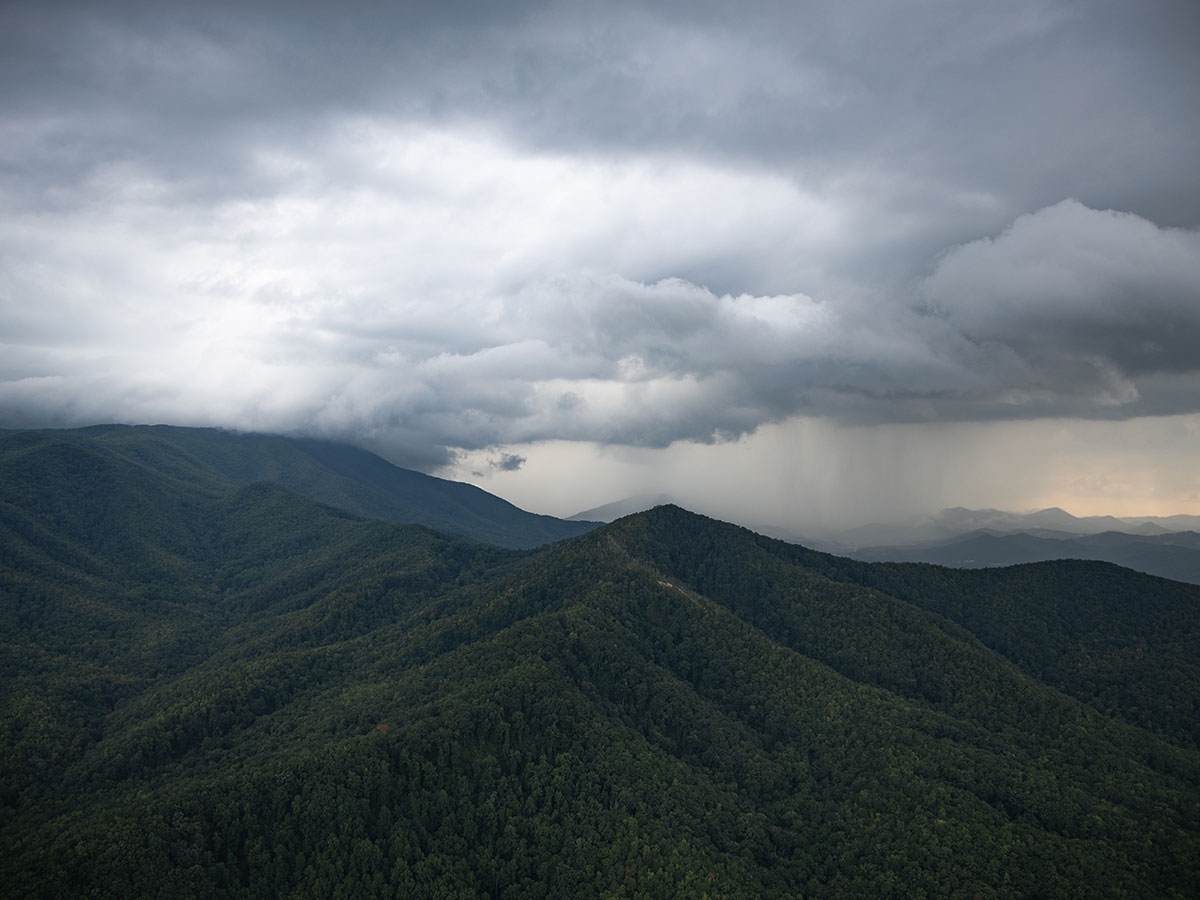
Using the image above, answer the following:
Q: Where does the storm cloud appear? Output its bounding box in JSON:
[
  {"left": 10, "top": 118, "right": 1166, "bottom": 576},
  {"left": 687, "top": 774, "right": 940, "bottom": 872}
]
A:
[{"left": 2, "top": 0, "right": 1199, "bottom": 474}]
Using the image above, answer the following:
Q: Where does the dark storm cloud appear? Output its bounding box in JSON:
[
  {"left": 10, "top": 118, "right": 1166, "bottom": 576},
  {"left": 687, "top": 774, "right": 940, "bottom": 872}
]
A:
[
  {"left": 7, "top": 0, "right": 1197, "bottom": 224},
  {"left": 2, "top": 0, "right": 1199, "bottom": 467}
]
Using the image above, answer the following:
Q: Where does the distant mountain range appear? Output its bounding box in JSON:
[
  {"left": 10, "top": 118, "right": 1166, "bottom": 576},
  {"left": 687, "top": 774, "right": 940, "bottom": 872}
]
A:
[
  {"left": 0, "top": 425, "right": 599, "bottom": 548},
  {"left": 828, "top": 505, "right": 1200, "bottom": 548},
  {"left": 849, "top": 528, "right": 1200, "bottom": 585},
  {"left": 822, "top": 505, "right": 1200, "bottom": 585},
  {"left": 3, "top": 426, "right": 1200, "bottom": 897}
]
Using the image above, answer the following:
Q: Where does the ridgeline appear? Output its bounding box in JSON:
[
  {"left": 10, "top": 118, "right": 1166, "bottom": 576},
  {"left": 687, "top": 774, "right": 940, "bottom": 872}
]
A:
[{"left": 2, "top": 428, "right": 1198, "bottom": 898}]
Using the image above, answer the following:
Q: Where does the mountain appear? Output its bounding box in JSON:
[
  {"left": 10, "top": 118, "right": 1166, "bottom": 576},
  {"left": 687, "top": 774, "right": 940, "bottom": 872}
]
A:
[
  {"left": 1130, "top": 521, "right": 1171, "bottom": 535},
  {"left": 827, "top": 505, "right": 1200, "bottom": 549},
  {"left": 567, "top": 492, "right": 677, "bottom": 522},
  {"left": 2, "top": 439, "right": 1199, "bottom": 898},
  {"left": 1, "top": 425, "right": 599, "bottom": 548},
  {"left": 850, "top": 528, "right": 1200, "bottom": 585}
]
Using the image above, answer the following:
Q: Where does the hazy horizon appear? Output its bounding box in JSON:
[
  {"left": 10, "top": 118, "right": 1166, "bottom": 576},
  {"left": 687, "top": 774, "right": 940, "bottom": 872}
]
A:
[
  {"left": 6, "top": 418, "right": 1197, "bottom": 540},
  {"left": 3, "top": 0, "right": 1198, "bottom": 531}
]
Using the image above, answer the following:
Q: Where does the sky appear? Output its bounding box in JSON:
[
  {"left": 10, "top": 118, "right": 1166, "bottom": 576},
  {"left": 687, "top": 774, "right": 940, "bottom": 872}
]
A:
[{"left": 2, "top": 0, "right": 1199, "bottom": 534}]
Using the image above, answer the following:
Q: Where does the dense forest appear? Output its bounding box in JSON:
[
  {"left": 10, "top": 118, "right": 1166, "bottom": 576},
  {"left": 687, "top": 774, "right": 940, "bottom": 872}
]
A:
[
  {"left": 2, "top": 428, "right": 1198, "bottom": 898},
  {"left": 0, "top": 424, "right": 598, "bottom": 548}
]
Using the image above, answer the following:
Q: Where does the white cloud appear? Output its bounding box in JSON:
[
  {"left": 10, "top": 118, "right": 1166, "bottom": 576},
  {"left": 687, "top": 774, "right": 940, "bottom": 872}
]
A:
[
  {"left": 4, "top": 122, "right": 1200, "bottom": 469},
  {"left": 0, "top": 121, "right": 857, "bottom": 459},
  {"left": 921, "top": 199, "right": 1200, "bottom": 413}
]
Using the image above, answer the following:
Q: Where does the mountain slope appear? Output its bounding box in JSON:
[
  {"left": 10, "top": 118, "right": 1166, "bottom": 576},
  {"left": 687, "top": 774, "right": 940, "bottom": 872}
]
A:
[
  {"left": 35, "top": 424, "right": 600, "bottom": 548},
  {"left": 729, "top": 530, "right": 1200, "bottom": 750},
  {"left": 2, "top": 442, "right": 1199, "bottom": 899},
  {"left": 604, "top": 506, "right": 1200, "bottom": 748}
]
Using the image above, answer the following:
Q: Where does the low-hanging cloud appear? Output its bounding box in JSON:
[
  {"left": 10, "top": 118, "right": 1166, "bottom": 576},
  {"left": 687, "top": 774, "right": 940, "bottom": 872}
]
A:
[{"left": 3, "top": 172, "right": 1199, "bottom": 468}]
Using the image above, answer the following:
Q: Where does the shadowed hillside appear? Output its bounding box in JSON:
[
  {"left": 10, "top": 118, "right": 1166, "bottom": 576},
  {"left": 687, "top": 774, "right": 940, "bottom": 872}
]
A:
[{"left": 10, "top": 425, "right": 599, "bottom": 548}]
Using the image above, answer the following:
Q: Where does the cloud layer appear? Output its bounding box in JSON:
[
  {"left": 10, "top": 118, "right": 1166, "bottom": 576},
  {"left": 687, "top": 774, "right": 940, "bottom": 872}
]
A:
[{"left": 2, "top": 1, "right": 1199, "bottom": 470}]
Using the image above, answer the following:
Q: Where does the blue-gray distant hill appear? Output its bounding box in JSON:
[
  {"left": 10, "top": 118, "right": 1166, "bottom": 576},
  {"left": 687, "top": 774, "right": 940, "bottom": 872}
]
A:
[
  {"left": 830, "top": 506, "right": 1200, "bottom": 548},
  {"left": 567, "top": 492, "right": 677, "bottom": 522},
  {"left": 850, "top": 528, "right": 1200, "bottom": 585},
  {"left": 2, "top": 425, "right": 599, "bottom": 548}
]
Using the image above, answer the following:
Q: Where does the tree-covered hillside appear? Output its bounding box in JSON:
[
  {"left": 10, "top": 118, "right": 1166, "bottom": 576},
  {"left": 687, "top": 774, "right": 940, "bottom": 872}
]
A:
[
  {"left": 3, "top": 425, "right": 598, "bottom": 548},
  {"left": 2, "top": 432, "right": 1198, "bottom": 899}
]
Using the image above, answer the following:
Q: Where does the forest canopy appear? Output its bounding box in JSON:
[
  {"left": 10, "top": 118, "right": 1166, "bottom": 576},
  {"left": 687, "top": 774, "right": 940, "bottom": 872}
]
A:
[{"left": 2, "top": 428, "right": 1198, "bottom": 899}]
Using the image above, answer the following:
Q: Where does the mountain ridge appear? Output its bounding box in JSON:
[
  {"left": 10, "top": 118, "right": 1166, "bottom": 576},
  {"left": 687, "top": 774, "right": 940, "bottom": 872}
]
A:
[
  {"left": 2, "top": 440, "right": 1199, "bottom": 897},
  {"left": 1, "top": 425, "right": 599, "bottom": 549},
  {"left": 822, "top": 504, "right": 1200, "bottom": 552}
]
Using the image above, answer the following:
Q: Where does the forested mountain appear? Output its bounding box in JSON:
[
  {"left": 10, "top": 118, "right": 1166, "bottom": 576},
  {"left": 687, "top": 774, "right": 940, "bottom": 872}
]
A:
[
  {"left": 0, "top": 425, "right": 598, "bottom": 548},
  {"left": 2, "top": 431, "right": 1199, "bottom": 899}
]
